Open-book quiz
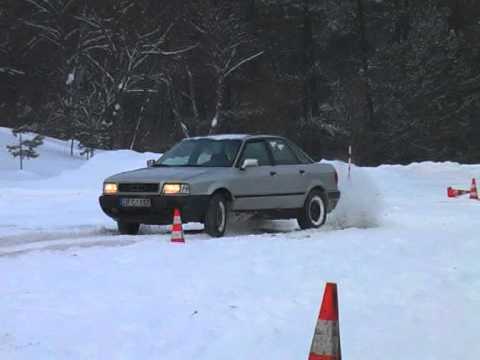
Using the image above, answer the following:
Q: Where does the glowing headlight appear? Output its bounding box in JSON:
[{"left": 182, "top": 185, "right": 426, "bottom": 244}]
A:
[
  {"left": 103, "top": 183, "right": 118, "bottom": 194},
  {"left": 162, "top": 183, "right": 190, "bottom": 195}
]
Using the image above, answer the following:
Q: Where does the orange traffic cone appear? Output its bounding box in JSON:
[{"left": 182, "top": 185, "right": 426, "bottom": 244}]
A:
[
  {"left": 470, "top": 179, "right": 478, "bottom": 200},
  {"left": 447, "top": 186, "right": 470, "bottom": 198},
  {"left": 447, "top": 187, "right": 459, "bottom": 198},
  {"left": 171, "top": 208, "right": 185, "bottom": 243},
  {"left": 308, "top": 283, "right": 341, "bottom": 360}
]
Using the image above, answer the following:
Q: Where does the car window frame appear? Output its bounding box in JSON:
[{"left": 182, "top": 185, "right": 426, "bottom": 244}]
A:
[
  {"left": 265, "top": 137, "right": 302, "bottom": 166},
  {"left": 234, "top": 138, "right": 274, "bottom": 168}
]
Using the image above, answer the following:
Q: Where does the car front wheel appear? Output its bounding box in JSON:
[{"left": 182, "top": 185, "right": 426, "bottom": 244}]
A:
[
  {"left": 297, "top": 190, "right": 327, "bottom": 230},
  {"left": 117, "top": 221, "right": 140, "bottom": 235},
  {"left": 204, "top": 193, "right": 228, "bottom": 237}
]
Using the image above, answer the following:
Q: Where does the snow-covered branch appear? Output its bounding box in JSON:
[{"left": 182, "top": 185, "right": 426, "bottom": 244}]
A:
[
  {"left": 0, "top": 67, "right": 26, "bottom": 76},
  {"left": 224, "top": 51, "right": 264, "bottom": 78},
  {"left": 142, "top": 43, "right": 199, "bottom": 56}
]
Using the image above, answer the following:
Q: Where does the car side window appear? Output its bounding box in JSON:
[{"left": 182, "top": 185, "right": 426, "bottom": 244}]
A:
[
  {"left": 267, "top": 139, "right": 300, "bottom": 165},
  {"left": 288, "top": 141, "right": 314, "bottom": 164},
  {"left": 238, "top": 141, "right": 272, "bottom": 166}
]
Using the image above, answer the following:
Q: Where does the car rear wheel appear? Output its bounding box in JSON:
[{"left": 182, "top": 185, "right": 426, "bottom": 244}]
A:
[
  {"left": 297, "top": 190, "right": 327, "bottom": 230},
  {"left": 204, "top": 193, "right": 228, "bottom": 237},
  {"left": 117, "top": 221, "right": 140, "bottom": 235}
]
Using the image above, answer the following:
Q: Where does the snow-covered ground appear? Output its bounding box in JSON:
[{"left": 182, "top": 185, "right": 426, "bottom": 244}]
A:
[{"left": 1, "top": 128, "right": 479, "bottom": 359}]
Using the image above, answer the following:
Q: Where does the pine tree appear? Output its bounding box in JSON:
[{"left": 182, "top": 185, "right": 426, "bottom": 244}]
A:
[{"left": 6, "top": 131, "right": 44, "bottom": 170}]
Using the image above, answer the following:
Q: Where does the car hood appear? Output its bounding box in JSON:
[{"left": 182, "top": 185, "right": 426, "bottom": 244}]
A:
[{"left": 105, "top": 167, "right": 211, "bottom": 183}]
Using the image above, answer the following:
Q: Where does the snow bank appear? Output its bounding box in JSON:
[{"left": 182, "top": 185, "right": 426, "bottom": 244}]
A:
[
  {"left": 0, "top": 127, "right": 86, "bottom": 183},
  {"left": 39, "top": 150, "right": 161, "bottom": 190},
  {"left": 0, "top": 128, "right": 162, "bottom": 236},
  {"left": 0, "top": 127, "right": 161, "bottom": 189},
  {"left": 377, "top": 161, "right": 480, "bottom": 192}
]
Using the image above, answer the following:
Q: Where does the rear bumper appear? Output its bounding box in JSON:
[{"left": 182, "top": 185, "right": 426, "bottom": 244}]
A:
[
  {"left": 99, "top": 194, "right": 210, "bottom": 225},
  {"left": 327, "top": 191, "right": 341, "bottom": 212}
]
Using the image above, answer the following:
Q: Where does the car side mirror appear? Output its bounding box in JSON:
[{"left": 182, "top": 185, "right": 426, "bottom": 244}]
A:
[
  {"left": 147, "top": 159, "right": 156, "bottom": 168},
  {"left": 241, "top": 158, "right": 259, "bottom": 170}
]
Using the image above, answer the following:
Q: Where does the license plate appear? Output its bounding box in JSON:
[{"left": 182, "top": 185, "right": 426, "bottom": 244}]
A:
[{"left": 120, "top": 198, "right": 151, "bottom": 208}]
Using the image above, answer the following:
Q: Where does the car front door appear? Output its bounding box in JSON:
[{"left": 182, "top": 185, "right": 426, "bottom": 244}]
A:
[{"left": 230, "top": 140, "right": 278, "bottom": 211}]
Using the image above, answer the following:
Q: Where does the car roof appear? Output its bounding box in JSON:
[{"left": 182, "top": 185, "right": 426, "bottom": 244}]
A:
[{"left": 187, "top": 134, "right": 284, "bottom": 141}]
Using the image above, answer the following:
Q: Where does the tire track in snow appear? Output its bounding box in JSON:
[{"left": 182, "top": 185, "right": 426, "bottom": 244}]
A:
[
  {"left": 0, "top": 219, "right": 360, "bottom": 258},
  {"left": 0, "top": 225, "right": 207, "bottom": 257},
  {"left": 0, "top": 227, "right": 117, "bottom": 247},
  {"left": 0, "top": 237, "right": 143, "bottom": 258},
  {"left": 0, "top": 227, "right": 164, "bottom": 257}
]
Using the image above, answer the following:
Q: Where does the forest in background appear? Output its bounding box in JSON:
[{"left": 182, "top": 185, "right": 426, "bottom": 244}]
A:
[{"left": 1, "top": 0, "right": 479, "bottom": 165}]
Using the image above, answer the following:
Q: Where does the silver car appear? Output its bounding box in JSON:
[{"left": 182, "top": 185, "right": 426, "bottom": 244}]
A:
[{"left": 99, "top": 135, "right": 340, "bottom": 237}]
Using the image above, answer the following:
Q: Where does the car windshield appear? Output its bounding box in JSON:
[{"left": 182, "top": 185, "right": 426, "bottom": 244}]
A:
[{"left": 155, "top": 138, "right": 242, "bottom": 167}]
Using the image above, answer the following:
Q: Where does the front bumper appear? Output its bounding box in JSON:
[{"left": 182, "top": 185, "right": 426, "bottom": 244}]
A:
[{"left": 99, "top": 194, "right": 210, "bottom": 225}]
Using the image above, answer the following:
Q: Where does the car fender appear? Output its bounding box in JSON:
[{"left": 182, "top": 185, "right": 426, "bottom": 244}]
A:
[
  {"left": 303, "top": 181, "right": 328, "bottom": 200},
  {"left": 188, "top": 178, "right": 233, "bottom": 198},
  {"left": 206, "top": 182, "right": 234, "bottom": 199}
]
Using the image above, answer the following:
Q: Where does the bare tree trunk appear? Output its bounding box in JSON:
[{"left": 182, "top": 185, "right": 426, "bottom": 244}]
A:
[
  {"left": 210, "top": 75, "right": 225, "bottom": 134},
  {"left": 129, "top": 116, "right": 142, "bottom": 150},
  {"left": 168, "top": 83, "right": 189, "bottom": 138},
  {"left": 70, "top": 138, "right": 74, "bottom": 157},
  {"left": 302, "top": 0, "right": 316, "bottom": 122},
  {"left": 186, "top": 65, "right": 201, "bottom": 134},
  {"left": 355, "top": 0, "right": 376, "bottom": 165},
  {"left": 130, "top": 96, "right": 149, "bottom": 150}
]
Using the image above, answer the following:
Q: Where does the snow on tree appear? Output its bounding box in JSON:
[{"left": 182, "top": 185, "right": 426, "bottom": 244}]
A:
[
  {"left": 189, "top": 2, "right": 263, "bottom": 134},
  {"left": 75, "top": 3, "right": 196, "bottom": 148},
  {"left": 2, "top": 0, "right": 479, "bottom": 164}
]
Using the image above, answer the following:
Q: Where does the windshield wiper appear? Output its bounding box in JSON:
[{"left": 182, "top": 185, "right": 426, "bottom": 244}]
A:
[{"left": 152, "top": 163, "right": 170, "bottom": 167}]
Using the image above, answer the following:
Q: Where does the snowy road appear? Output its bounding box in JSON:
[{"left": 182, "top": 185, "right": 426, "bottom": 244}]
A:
[{"left": 1, "top": 129, "right": 480, "bottom": 359}]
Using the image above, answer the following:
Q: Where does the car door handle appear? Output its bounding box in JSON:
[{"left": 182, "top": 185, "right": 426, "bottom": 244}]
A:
[
  {"left": 299, "top": 169, "right": 306, "bottom": 175},
  {"left": 270, "top": 171, "right": 277, "bottom": 176}
]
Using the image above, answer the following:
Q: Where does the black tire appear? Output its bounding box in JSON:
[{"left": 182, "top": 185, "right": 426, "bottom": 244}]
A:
[
  {"left": 297, "top": 189, "right": 327, "bottom": 230},
  {"left": 204, "top": 193, "right": 229, "bottom": 237},
  {"left": 117, "top": 221, "right": 140, "bottom": 235}
]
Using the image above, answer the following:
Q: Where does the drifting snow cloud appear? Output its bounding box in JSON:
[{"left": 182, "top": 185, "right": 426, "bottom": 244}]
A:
[{"left": 328, "top": 161, "right": 383, "bottom": 229}]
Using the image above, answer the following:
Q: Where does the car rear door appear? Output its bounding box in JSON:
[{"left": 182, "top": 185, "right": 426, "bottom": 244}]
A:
[{"left": 265, "top": 138, "right": 307, "bottom": 209}]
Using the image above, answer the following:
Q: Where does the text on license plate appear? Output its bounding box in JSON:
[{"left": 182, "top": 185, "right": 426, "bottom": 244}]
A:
[{"left": 120, "top": 198, "right": 151, "bottom": 208}]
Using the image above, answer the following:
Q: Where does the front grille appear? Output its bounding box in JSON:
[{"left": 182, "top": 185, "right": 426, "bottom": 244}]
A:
[{"left": 118, "top": 183, "right": 159, "bottom": 193}]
